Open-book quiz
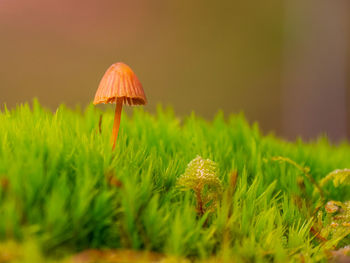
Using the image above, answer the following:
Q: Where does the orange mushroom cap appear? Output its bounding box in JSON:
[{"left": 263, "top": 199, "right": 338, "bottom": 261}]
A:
[{"left": 93, "top": 62, "right": 147, "bottom": 106}]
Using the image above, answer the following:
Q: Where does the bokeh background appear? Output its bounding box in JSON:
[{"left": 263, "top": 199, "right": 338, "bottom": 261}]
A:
[{"left": 0, "top": 0, "right": 349, "bottom": 141}]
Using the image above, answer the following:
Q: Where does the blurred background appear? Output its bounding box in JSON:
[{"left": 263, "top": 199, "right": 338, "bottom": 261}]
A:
[{"left": 0, "top": 0, "right": 349, "bottom": 141}]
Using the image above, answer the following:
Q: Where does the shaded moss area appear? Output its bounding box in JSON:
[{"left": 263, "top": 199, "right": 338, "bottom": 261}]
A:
[{"left": 0, "top": 100, "right": 349, "bottom": 262}]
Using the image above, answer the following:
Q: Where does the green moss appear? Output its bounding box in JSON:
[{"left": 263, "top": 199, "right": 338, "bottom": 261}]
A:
[{"left": 0, "top": 99, "right": 350, "bottom": 262}]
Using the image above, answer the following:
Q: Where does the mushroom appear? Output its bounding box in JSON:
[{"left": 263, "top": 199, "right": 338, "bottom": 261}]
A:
[{"left": 93, "top": 62, "right": 147, "bottom": 150}]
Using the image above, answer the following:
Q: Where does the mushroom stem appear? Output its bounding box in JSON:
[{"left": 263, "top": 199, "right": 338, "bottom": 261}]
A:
[{"left": 111, "top": 97, "right": 123, "bottom": 150}]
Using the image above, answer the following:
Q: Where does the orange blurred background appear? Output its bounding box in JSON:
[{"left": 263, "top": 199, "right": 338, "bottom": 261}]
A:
[{"left": 0, "top": 0, "right": 349, "bottom": 141}]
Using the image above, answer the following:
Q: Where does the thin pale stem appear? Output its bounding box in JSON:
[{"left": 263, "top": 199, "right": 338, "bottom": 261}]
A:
[
  {"left": 195, "top": 188, "right": 204, "bottom": 217},
  {"left": 112, "top": 97, "right": 123, "bottom": 150}
]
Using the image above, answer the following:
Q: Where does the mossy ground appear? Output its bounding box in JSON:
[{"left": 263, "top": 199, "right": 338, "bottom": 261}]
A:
[{"left": 0, "top": 100, "right": 349, "bottom": 262}]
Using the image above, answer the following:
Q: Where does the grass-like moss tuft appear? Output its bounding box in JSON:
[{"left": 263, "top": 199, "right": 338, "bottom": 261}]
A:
[{"left": 0, "top": 100, "right": 350, "bottom": 262}]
